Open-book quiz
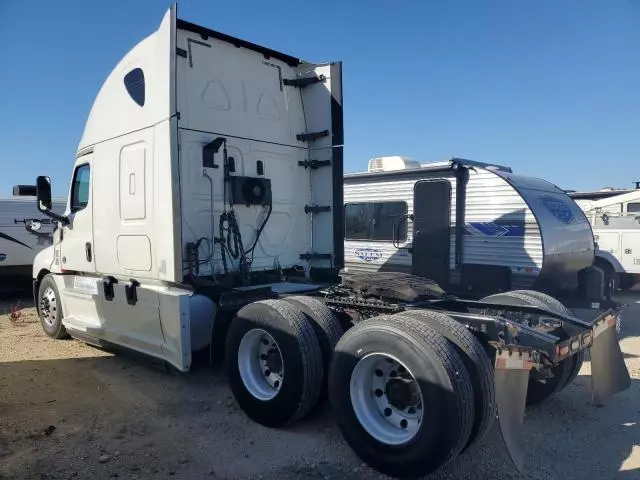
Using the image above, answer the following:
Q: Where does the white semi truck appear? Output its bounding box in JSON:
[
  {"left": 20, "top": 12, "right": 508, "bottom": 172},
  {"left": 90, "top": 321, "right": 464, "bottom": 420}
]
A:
[{"left": 19, "top": 5, "right": 630, "bottom": 479}]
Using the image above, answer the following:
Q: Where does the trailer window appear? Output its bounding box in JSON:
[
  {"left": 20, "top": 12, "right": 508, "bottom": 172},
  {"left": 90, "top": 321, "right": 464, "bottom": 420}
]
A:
[
  {"left": 627, "top": 202, "right": 640, "bottom": 213},
  {"left": 345, "top": 201, "right": 408, "bottom": 242},
  {"left": 71, "top": 164, "right": 90, "bottom": 212}
]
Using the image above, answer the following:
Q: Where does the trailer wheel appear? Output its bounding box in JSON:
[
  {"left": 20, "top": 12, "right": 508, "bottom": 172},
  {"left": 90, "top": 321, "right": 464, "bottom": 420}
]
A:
[
  {"left": 481, "top": 291, "right": 574, "bottom": 406},
  {"left": 398, "top": 309, "right": 495, "bottom": 449},
  {"left": 509, "top": 290, "right": 585, "bottom": 390},
  {"left": 328, "top": 314, "right": 474, "bottom": 478},
  {"left": 595, "top": 258, "right": 617, "bottom": 292},
  {"left": 281, "top": 295, "right": 343, "bottom": 401},
  {"left": 618, "top": 273, "right": 636, "bottom": 292},
  {"left": 37, "top": 274, "right": 68, "bottom": 339},
  {"left": 225, "top": 299, "right": 323, "bottom": 427}
]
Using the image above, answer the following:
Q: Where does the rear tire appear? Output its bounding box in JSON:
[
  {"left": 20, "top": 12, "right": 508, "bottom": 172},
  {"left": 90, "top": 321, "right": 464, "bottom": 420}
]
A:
[
  {"left": 509, "top": 290, "right": 585, "bottom": 390},
  {"left": 225, "top": 299, "right": 323, "bottom": 427},
  {"left": 37, "top": 274, "right": 68, "bottom": 339},
  {"left": 281, "top": 295, "right": 343, "bottom": 402},
  {"left": 397, "top": 309, "right": 495, "bottom": 449},
  {"left": 328, "top": 314, "right": 474, "bottom": 478},
  {"left": 481, "top": 291, "right": 574, "bottom": 406}
]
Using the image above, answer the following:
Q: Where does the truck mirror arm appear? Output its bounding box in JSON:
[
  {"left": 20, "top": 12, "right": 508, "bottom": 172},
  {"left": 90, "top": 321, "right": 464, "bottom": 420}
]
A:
[{"left": 40, "top": 209, "right": 69, "bottom": 226}]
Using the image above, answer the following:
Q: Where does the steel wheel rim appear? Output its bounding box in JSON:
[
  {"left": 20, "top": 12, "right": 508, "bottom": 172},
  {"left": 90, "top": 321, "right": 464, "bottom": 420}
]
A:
[
  {"left": 350, "top": 352, "right": 424, "bottom": 446},
  {"left": 40, "top": 287, "right": 57, "bottom": 327},
  {"left": 237, "top": 328, "right": 284, "bottom": 401}
]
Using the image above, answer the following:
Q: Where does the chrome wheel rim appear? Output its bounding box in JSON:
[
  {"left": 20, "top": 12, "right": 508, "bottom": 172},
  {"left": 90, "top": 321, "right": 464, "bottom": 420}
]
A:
[
  {"left": 237, "top": 328, "right": 284, "bottom": 401},
  {"left": 40, "top": 287, "right": 57, "bottom": 327},
  {"left": 350, "top": 353, "right": 423, "bottom": 446}
]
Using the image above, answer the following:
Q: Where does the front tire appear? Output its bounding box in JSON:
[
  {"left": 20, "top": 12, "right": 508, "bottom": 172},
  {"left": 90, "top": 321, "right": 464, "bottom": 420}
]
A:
[
  {"left": 225, "top": 299, "right": 324, "bottom": 427},
  {"left": 37, "top": 274, "right": 68, "bottom": 339},
  {"left": 328, "top": 314, "right": 474, "bottom": 478}
]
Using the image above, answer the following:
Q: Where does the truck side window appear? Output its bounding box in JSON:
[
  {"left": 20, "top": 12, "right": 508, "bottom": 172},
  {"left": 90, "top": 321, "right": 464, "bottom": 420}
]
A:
[
  {"left": 345, "top": 201, "right": 408, "bottom": 242},
  {"left": 627, "top": 202, "right": 640, "bottom": 213},
  {"left": 71, "top": 164, "right": 91, "bottom": 212}
]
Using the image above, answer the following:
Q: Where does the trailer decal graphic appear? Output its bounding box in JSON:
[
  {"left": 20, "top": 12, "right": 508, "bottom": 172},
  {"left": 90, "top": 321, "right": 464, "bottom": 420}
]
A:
[
  {"left": 464, "top": 222, "right": 525, "bottom": 237},
  {"left": 0, "top": 254, "right": 6, "bottom": 262},
  {"left": 540, "top": 195, "right": 574, "bottom": 224},
  {"left": 0, "top": 231, "right": 33, "bottom": 250},
  {"left": 353, "top": 247, "right": 384, "bottom": 262}
]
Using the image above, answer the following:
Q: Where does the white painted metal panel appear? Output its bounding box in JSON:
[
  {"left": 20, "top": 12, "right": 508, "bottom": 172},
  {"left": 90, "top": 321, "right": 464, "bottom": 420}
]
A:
[{"left": 175, "top": 26, "right": 340, "bottom": 274}]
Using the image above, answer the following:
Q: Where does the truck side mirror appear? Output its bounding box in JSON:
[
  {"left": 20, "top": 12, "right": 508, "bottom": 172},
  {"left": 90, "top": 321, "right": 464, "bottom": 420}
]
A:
[
  {"left": 36, "top": 176, "right": 52, "bottom": 212},
  {"left": 35, "top": 176, "right": 68, "bottom": 226}
]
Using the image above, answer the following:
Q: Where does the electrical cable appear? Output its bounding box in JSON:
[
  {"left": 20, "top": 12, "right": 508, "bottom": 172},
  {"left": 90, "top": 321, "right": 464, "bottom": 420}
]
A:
[
  {"left": 213, "top": 137, "right": 274, "bottom": 279},
  {"left": 244, "top": 203, "right": 273, "bottom": 262}
]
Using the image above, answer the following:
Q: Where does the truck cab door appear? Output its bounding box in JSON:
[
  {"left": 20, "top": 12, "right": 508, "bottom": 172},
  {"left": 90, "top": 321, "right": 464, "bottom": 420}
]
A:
[{"left": 61, "top": 160, "right": 95, "bottom": 273}]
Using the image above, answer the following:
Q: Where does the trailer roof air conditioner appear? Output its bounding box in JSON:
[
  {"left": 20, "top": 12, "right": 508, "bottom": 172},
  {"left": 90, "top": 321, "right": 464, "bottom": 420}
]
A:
[{"left": 367, "top": 156, "right": 421, "bottom": 172}]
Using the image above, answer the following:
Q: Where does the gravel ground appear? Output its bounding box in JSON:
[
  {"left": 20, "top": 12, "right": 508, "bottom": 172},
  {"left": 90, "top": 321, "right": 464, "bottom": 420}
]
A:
[{"left": 1, "top": 291, "right": 639, "bottom": 480}]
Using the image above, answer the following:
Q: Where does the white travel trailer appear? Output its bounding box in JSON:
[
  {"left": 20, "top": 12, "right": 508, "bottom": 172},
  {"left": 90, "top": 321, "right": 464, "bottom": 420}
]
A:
[
  {"left": 21, "top": 6, "right": 629, "bottom": 479},
  {"left": 343, "top": 156, "right": 599, "bottom": 302},
  {"left": 0, "top": 193, "right": 65, "bottom": 281},
  {"left": 570, "top": 188, "right": 640, "bottom": 291}
]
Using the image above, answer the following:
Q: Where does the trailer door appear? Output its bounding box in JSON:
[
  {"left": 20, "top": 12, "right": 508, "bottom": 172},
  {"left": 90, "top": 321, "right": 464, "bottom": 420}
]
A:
[{"left": 412, "top": 179, "right": 452, "bottom": 285}]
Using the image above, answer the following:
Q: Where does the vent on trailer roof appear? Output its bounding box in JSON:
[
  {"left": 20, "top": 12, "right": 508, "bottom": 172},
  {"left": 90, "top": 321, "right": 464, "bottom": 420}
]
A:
[{"left": 367, "top": 156, "right": 421, "bottom": 172}]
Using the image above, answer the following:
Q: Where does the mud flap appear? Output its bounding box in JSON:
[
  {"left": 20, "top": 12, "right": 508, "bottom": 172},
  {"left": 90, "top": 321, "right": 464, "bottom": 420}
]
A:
[
  {"left": 589, "top": 314, "right": 631, "bottom": 404},
  {"left": 494, "top": 349, "right": 534, "bottom": 473}
]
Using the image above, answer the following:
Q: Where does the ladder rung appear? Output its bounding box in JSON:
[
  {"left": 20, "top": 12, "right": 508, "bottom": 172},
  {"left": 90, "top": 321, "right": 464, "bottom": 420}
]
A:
[
  {"left": 297, "top": 130, "right": 329, "bottom": 142},
  {"left": 283, "top": 75, "right": 325, "bottom": 88},
  {"left": 298, "top": 160, "right": 331, "bottom": 169},
  {"left": 305, "top": 205, "right": 331, "bottom": 214},
  {"left": 300, "top": 252, "right": 332, "bottom": 261}
]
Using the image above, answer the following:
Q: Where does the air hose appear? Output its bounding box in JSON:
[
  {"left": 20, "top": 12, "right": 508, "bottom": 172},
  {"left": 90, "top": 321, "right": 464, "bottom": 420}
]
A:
[{"left": 219, "top": 209, "right": 245, "bottom": 275}]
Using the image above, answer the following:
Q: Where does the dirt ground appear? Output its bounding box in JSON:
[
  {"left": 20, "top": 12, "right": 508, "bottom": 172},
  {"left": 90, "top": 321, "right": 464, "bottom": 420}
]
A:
[{"left": 1, "top": 291, "right": 639, "bottom": 480}]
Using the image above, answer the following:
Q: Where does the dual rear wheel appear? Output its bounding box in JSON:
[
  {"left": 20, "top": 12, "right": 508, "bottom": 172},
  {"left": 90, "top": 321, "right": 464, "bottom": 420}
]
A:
[
  {"left": 226, "top": 291, "right": 584, "bottom": 478},
  {"left": 225, "top": 296, "right": 343, "bottom": 427},
  {"left": 226, "top": 297, "right": 495, "bottom": 478}
]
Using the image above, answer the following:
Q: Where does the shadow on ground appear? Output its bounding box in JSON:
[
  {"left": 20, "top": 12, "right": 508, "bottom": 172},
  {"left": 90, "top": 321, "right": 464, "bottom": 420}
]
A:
[
  {"left": 0, "top": 289, "right": 638, "bottom": 479},
  {"left": 0, "top": 345, "right": 638, "bottom": 479}
]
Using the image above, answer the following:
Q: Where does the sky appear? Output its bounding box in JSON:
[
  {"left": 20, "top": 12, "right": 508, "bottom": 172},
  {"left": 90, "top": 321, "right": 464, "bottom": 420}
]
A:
[{"left": 0, "top": 0, "right": 639, "bottom": 197}]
